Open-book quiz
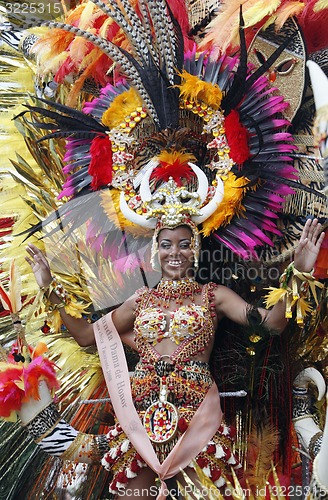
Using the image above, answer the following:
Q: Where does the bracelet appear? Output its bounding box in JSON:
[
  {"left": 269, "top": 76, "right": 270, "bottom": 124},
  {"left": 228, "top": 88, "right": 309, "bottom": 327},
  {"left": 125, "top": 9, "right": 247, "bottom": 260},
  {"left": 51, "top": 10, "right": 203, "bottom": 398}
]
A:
[
  {"left": 41, "top": 276, "right": 71, "bottom": 304},
  {"left": 51, "top": 277, "right": 72, "bottom": 304},
  {"left": 264, "top": 261, "right": 324, "bottom": 325},
  {"left": 38, "top": 276, "right": 90, "bottom": 333}
]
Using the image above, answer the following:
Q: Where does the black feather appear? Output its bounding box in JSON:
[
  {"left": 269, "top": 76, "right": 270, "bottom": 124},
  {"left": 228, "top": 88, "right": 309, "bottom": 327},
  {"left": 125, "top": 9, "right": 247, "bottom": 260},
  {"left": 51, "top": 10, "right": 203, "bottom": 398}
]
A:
[
  {"left": 222, "top": 6, "right": 248, "bottom": 115},
  {"left": 17, "top": 103, "right": 106, "bottom": 133},
  {"left": 31, "top": 97, "right": 107, "bottom": 129}
]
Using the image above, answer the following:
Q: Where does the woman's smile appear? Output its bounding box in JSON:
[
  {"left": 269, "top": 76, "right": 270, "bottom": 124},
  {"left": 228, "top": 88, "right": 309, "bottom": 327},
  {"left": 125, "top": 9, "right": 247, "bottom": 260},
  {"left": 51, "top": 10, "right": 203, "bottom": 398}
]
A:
[{"left": 157, "top": 226, "right": 195, "bottom": 279}]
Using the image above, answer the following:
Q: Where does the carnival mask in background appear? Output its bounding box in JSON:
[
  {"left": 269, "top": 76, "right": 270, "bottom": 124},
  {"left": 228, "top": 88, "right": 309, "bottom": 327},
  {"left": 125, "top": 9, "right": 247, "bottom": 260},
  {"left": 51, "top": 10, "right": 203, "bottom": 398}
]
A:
[{"left": 248, "top": 17, "right": 306, "bottom": 122}]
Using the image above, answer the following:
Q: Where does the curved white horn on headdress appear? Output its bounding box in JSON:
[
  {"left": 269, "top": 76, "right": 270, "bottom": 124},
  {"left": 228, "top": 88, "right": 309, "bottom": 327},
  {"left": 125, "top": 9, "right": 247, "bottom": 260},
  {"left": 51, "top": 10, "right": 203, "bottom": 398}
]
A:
[
  {"left": 193, "top": 175, "right": 224, "bottom": 224},
  {"left": 119, "top": 191, "right": 157, "bottom": 228},
  {"left": 188, "top": 163, "right": 209, "bottom": 204},
  {"left": 307, "top": 61, "right": 328, "bottom": 195},
  {"left": 139, "top": 160, "right": 209, "bottom": 204},
  {"left": 307, "top": 61, "right": 328, "bottom": 111},
  {"left": 138, "top": 159, "right": 159, "bottom": 202},
  {"left": 294, "top": 367, "right": 326, "bottom": 401}
]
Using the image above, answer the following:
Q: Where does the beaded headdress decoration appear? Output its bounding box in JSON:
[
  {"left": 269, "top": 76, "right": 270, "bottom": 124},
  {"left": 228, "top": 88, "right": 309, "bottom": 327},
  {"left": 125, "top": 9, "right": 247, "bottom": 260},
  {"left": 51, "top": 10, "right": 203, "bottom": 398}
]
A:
[{"left": 15, "top": 0, "right": 309, "bottom": 276}]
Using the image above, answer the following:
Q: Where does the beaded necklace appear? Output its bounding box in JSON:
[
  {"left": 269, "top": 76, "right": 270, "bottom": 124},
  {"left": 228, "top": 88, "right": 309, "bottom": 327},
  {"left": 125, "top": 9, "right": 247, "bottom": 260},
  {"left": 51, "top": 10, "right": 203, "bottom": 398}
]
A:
[{"left": 152, "top": 277, "right": 202, "bottom": 308}]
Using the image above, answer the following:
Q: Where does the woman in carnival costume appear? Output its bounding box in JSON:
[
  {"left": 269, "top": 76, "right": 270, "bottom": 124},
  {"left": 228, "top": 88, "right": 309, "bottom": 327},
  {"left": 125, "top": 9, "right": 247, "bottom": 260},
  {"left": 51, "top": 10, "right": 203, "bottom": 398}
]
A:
[
  {"left": 0, "top": 0, "right": 327, "bottom": 498},
  {"left": 24, "top": 215, "right": 325, "bottom": 499}
]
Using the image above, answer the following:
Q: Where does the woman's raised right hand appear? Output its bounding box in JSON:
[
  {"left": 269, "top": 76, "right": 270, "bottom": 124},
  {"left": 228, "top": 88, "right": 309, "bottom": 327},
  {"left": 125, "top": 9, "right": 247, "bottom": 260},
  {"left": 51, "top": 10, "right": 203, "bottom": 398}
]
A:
[{"left": 25, "top": 243, "right": 53, "bottom": 289}]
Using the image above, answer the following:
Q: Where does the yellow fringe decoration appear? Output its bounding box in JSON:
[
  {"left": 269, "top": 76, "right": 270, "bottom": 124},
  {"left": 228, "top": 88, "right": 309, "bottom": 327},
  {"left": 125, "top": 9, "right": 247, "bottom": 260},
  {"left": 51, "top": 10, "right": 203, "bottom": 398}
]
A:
[
  {"left": 201, "top": 173, "right": 247, "bottom": 236},
  {"left": 64, "top": 300, "right": 89, "bottom": 319},
  {"left": 264, "top": 262, "right": 324, "bottom": 324},
  {"left": 264, "top": 287, "right": 289, "bottom": 308},
  {"left": 177, "top": 70, "right": 223, "bottom": 110},
  {"left": 102, "top": 88, "right": 143, "bottom": 128},
  {"left": 49, "top": 310, "right": 62, "bottom": 333},
  {"left": 100, "top": 189, "right": 152, "bottom": 237}
]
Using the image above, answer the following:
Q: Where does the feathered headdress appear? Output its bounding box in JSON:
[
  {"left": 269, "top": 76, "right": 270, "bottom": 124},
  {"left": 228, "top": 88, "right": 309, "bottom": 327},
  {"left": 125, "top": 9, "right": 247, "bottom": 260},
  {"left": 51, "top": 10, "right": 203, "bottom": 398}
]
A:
[{"left": 10, "top": 0, "right": 313, "bottom": 269}]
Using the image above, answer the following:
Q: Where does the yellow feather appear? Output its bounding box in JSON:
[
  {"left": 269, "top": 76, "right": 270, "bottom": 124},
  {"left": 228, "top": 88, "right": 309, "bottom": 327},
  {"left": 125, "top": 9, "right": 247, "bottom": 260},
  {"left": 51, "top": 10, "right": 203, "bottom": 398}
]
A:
[
  {"left": 298, "top": 297, "right": 313, "bottom": 316},
  {"left": 177, "top": 70, "right": 223, "bottom": 109},
  {"left": 200, "top": 0, "right": 260, "bottom": 52},
  {"left": 314, "top": 0, "right": 328, "bottom": 10},
  {"left": 200, "top": 0, "right": 283, "bottom": 52},
  {"left": 243, "top": 0, "right": 281, "bottom": 27},
  {"left": 41, "top": 52, "right": 68, "bottom": 76},
  {"left": 102, "top": 88, "right": 143, "bottom": 128},
  {"left": 31, "top": 31, "right": 74, "bottom": 66},
  {"left": 65, "top": 300, "right": 90, "bottom": 318},
  {"left": 201, "top": 173, "right": 247, "bottom": 236},
  {"left": 263, "top": 287, "right": 288, "bottom": 308},
  {"left": 99, "top": 17, "right": 118, "bottom": 38},
  {"left": 79, "top": 1, "right": 98, "bottom": 30},
  {"left": 246, "top": 424, "right": 280, "bottom": 489},
  {"left": 158, "top": 150, "right": 196, "bottom": 165},
  {"left": 64, "top": 37, "right": 90, "bottom": 65}
]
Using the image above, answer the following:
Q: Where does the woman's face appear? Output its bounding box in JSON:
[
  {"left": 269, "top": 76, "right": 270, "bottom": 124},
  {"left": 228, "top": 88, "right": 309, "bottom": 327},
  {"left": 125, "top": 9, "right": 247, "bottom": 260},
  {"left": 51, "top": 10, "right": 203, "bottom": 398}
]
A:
[{"left": 157, "top": 226, "right": 194, "bottom": 280}]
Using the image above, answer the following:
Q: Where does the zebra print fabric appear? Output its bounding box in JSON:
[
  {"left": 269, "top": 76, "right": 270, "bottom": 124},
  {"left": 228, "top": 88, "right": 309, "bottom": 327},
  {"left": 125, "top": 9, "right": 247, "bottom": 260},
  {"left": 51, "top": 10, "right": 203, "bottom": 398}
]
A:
[
  {"left": 36, "top": 419, "right": 78, "bottom": 456},
  {"left": 25, "top": 403, "right": 78, "bottom": 456}
]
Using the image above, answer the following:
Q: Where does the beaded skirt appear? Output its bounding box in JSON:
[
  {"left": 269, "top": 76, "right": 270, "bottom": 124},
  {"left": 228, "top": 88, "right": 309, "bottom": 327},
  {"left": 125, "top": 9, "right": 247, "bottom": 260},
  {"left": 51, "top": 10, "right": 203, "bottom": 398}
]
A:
[{"left": 101, "top": 360, "right": 241, "bottom": 495}]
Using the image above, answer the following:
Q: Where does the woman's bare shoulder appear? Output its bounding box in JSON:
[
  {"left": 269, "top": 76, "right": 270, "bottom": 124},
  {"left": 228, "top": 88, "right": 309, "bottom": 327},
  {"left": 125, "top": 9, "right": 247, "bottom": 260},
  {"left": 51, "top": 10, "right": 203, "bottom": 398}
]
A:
[
  {"left": 210, "top": 283, "right": 248, "bottom": 323},
  {"left": 111, "top": 286, "right": 151, "bottom": 335}
]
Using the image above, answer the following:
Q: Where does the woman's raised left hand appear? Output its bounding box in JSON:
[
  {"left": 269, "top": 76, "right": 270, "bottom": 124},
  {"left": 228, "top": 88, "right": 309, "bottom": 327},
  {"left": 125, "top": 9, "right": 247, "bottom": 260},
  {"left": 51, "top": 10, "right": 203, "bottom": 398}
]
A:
[{"left": 294, "top": 218, "right": 325, "bottom": 273}]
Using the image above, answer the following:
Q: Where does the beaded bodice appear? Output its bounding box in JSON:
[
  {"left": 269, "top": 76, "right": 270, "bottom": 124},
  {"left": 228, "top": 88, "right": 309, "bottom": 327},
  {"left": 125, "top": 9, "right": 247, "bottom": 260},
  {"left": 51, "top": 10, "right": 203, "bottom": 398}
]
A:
[
  {"left": 134, "top": 281, "right": 218, "bottom": 363},
  {"left": 135, "top": 304, "right": 208, "bottom": 344}
]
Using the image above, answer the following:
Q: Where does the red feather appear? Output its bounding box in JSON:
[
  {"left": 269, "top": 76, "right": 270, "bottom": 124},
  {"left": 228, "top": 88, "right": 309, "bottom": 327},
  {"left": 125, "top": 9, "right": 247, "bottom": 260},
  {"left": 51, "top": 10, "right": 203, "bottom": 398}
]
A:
[
  {"left": 0, "top": 381, "right": 25, "bottom": 417},
  {"left": 298, "top": 4, "right": 328, "bottom": 53},
  {"left": 151, "top": 161, "right": 195, "bottom": 186},
  {"left": 88, "top": 136, "right": 113, "bottom": 190},
  {"left": 225, "top": 110, "right": 251, "bottom": 165},
  {"left": 23, "top": 357, "right": 60, "bottom": 401}
]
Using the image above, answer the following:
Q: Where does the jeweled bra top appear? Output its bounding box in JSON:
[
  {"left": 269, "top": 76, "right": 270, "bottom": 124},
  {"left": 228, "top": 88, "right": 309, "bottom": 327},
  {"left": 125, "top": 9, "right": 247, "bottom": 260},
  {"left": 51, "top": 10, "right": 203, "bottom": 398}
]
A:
[{"left": 134, "top": 279, "right": 218, "bottom": 363}]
